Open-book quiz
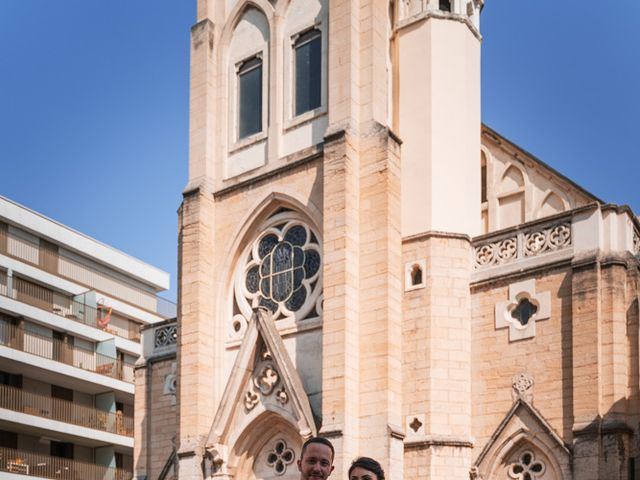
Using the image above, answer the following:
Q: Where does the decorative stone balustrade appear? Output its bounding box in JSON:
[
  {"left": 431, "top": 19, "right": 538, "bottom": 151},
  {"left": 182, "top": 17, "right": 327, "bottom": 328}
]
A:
[
  {"left": 154, "top": 323, "right": 177, "bottom": 349},
  {"left": 473, "top": 219, "right": 572, "bottom": 271}
]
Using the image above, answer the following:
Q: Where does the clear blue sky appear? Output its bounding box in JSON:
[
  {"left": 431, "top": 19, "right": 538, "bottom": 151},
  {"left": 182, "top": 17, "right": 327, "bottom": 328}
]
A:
[{"left": 1, "top": 1, "right": 638, "bottom": 302}]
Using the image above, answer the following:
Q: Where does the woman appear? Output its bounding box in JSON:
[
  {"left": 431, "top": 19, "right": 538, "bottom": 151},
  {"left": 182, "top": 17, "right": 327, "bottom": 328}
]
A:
[{"left": 348, "top": 457, "right": 385, "bottom": 480}]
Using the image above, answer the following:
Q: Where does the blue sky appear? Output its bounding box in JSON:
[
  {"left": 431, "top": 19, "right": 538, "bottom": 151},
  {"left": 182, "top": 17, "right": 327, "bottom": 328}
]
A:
[{"left": 1, "top": 1, "right": 638, "bottom": 302}]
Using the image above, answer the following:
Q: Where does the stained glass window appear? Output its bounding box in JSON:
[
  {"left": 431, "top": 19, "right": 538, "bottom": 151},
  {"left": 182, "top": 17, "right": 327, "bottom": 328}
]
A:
[{"left": 237, "top": 219, "right": 322, "bottom": 323}]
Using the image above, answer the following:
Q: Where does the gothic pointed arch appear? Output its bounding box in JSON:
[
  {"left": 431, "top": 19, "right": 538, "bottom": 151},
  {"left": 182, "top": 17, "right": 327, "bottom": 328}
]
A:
[
  {"left": 536, "top": 190, "right": 568, "bottom": 219},
  {"left": 473, "top": 399, "right": 571, "bottom": 480},
  {"left": 220, "top": 0, "right": 275, "bottom": 48},
  {"left": 500, "top": 164, "right": 526, "bottom": 193},
  {"left": 205, "top": 308, "right": 316, "bottom": 477},
  {"left": 217, "top": 193, "right": 322, "bottom": 340}
]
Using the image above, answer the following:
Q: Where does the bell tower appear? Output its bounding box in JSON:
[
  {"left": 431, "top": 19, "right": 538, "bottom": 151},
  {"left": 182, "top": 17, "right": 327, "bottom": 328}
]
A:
[
  {"left": 395, "top": 1, "right": 482, "bottom": 479},
  {"left": 172, "top": 0, "right": 484, "bottom": 478},
  {"left": 396, "top": 0, "right": 482, "bottom": 236}
]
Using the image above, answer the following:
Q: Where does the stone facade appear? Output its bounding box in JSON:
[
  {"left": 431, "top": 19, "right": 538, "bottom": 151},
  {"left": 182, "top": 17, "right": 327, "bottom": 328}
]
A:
[{"left": 134, "top": 1, "right": 640, "bottom": 479}]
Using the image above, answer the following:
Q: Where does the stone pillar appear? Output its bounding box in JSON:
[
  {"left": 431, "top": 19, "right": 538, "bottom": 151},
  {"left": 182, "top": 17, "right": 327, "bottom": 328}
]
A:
[
  {"left": 133, "top": 362, "right": 149, "bottom": 479},
  {"left": 177, "top": 190, "right": 217, "bottom": 479},
  {"left": 321, "top": 129, "right": 361, "bottom": 476},
  {"left": 571, "top": 256, "right": 602, "bottom": 480},
  {"left": 357, "top": 123, "right": 403, "bottom": 479}
]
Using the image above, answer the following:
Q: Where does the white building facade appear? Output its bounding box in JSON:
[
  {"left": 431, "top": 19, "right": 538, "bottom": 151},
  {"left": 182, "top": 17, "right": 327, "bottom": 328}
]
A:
[{"left": 0, "top": 195, "right": 173, "bottom": 479}]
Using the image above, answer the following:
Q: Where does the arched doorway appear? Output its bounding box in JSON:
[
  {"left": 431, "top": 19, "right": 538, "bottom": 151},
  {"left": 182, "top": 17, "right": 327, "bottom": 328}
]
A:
[{"left": 231, "top": 413, "right": 303, "bottom": 480}]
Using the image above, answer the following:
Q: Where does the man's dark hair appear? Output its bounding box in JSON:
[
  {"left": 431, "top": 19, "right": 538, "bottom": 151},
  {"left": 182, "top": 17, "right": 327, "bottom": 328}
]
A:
[
  {"left": 348, "top": 457, "right": 385, "bottom": 480},
  {"left": 300, "top": 436, "right": 335, "bottom": 461}
]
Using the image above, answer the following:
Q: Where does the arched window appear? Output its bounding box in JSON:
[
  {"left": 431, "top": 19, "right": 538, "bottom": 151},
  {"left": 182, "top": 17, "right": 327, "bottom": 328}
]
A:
[
  {"left": 293, "top": 28, "right": 322, "bottom": 116},
  {"left": 238, "top": 55, "right": 263, "bottom": 139},
  {"left": 228, "top": 7, "right": 270, "bottom": 146}
]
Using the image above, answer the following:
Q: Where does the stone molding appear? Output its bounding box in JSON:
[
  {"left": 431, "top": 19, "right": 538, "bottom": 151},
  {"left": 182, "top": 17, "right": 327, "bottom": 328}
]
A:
[
  {"left": 495, "top": 279, "right": 551, "bottom": 342},
  {"left": 207, "top": 308, "right": 316, "bottom": 447},
  {"left": 472, "top": 399, "right": 571, "bottom": 480}
]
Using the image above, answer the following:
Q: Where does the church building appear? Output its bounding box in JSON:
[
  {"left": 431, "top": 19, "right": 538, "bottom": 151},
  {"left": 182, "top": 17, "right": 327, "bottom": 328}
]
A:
[{"left": 134, "top": 1, "right": 640, "bottom": 479}]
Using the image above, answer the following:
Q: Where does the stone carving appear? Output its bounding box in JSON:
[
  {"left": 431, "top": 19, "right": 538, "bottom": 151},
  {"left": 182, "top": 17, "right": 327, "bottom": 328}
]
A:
[
  {"left": 475, "top": 237, "right": 517, "bottom": 267},
  {"left": 266, "top": 439, "right": 295, "bottom": 476},
  {"left": 244, "top": 343, "right": 288, "bottom": 411},
  {"left": 469, "top": 466, "right": 483, "bottom": 480},
  {"left": 202, "top": 446, "right": 224, "bottom": 477},
  {"left": 634, "top": 231, "right": 640, "bottom": 255},
  {"left": 523, "top": 223, "right": 571, "bottom": 257},
  {"left": 254, "top": 364, "right": 280, "bottom": 395},
  {"left": 512, "top": 373, "right": 534, "bottom": 403},
  {"left": 474, "top": 220, "right": 572, "bottom": 270},
  {"left": 163, "top": 362, "right": 177, "bottom": 405},
  {"left": 276, "top": 387, "right": 288, "bottom": 405},
  {"left": 508, "top": 450, "right": 545, "bottom": 479},
  {"left": 155, "top": 324, "right": 177, "bottom": 349},
  {"left": 244, "top": 391, "right": 259, "bottom": 411}
]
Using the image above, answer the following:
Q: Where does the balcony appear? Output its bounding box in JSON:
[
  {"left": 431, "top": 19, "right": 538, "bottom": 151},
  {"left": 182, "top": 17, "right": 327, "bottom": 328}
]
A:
[
  {"left": 0, "top": 320, "right": 134, "bottom": 383},
  {"left": 0, "top": 384, "right": 133, "bottom": 436},
  {"left": 0, "top": 271, "right": 140, "bottom": 342},
  {"left": 0, "top": 222, "right": 175, "bottom": 320},
  {"left": 0, "top": 446, "right": 132, "bottom": 479}
]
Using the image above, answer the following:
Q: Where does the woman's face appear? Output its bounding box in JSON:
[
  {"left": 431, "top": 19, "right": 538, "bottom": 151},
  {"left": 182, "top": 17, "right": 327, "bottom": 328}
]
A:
[{"left": 349, "top": 467, "right": 378, "bottom": 480}]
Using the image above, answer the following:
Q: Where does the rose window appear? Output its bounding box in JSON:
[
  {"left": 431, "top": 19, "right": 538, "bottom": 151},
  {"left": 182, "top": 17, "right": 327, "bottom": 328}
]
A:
[{"left": 233, "top": 215, "right": 322, "bottom": 333}]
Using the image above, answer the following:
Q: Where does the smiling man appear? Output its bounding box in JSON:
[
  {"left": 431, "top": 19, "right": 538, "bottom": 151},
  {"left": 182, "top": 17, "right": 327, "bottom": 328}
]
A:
[{"left": 297, "top": 437, "right": 335, "bottom": 480}]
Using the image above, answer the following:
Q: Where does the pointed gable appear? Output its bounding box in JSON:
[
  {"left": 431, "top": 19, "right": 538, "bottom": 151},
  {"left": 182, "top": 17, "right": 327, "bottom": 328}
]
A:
[
  {"left": 473, "top": 399, "right": 572, "bottom": 480},
  {"left": 207, "top": 308, "right": 317, "bottom": 449}
]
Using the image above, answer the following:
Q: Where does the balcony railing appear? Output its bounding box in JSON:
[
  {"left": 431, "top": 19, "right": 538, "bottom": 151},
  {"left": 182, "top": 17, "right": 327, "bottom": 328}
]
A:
[
  {"left": 0, "top": 222, "right": 174, "bottom": 320},
  {"left": 0, "top": 320, "right": 134, "bottom": 383},
  {"left": 0, "top": 446, "right": 132, "bottom": 480},
  {"left": 0, "top": 274, "right": 140, "bottom": 342},
  {"left": 0, "top": 384, "right": 133, "bottom": 436}
]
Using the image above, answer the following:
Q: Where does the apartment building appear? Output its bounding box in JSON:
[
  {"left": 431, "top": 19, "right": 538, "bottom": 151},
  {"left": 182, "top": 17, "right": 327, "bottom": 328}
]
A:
[{"left": 0, "top": 195, "right": 174, "bottom": 480}]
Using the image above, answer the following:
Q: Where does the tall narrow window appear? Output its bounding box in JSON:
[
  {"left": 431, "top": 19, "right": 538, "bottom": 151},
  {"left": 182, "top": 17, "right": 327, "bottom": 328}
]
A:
[
  {"left": 238, "top": 56, "right": 263, "bottom": 140},
  {"left": 481, "top": 164, "right": 487, "bottom": 203},
  {"left": 294, "top": 29, "right": 321, "bottom": 116},
  {"left": 439, "top": 0, "right": 451, "bottom": 12}
]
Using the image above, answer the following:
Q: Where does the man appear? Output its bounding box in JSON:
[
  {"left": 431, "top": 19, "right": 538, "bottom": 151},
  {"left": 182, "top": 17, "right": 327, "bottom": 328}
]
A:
[{"left": 297, "top": 436, "right": 335, "bottom": 480}]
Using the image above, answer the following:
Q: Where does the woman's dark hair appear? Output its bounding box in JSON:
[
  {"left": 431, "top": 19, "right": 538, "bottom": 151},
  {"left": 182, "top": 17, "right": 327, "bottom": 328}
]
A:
[{"left": 348, "top": 457, "right": 385, "bottom": 480}]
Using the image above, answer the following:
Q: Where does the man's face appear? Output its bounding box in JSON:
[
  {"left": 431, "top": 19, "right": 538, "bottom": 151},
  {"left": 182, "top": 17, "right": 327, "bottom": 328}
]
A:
[{"left": 297, "top": 442, "right": 334, "bottom": 480}]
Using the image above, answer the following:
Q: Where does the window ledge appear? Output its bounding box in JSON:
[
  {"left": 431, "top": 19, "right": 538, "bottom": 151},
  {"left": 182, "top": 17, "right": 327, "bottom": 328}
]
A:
[
  {"left": 284, "top": 107, "right": 326, "bottom": 133},
  {"left": 229, "top": 131, "right": 268, "bottom": 155}
]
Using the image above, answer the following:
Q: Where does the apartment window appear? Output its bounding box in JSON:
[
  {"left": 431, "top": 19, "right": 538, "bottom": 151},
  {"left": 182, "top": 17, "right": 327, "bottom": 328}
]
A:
[
  {"left": 0, "top": 370, "right": 22, "bottom": 388},
  {"left": 238, "top": 56, "right": 263, "bottom": 140},
  {"left": 50, "top": 441, "right": 74, "bottom": 459},
  {"left": 294, "top": 29, "right": 322, "bottom": 116},
  {"left": 51, "top": 384, "right": 73, "bottom": 402},
  {"left": 0, "top": 429, "right": 17, "bottom": 449}
]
